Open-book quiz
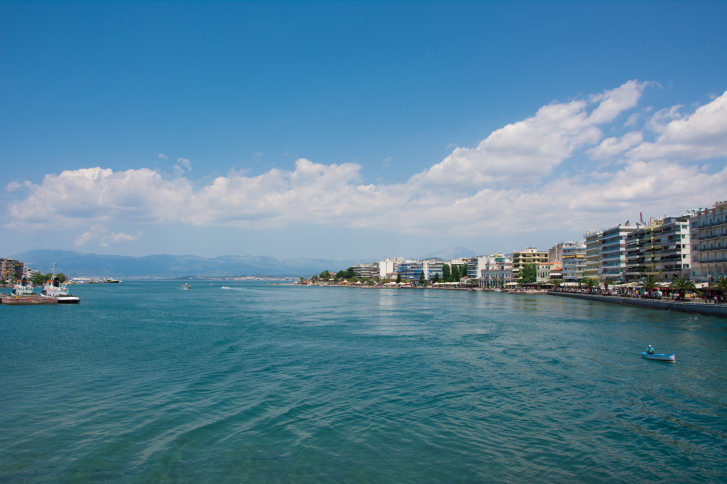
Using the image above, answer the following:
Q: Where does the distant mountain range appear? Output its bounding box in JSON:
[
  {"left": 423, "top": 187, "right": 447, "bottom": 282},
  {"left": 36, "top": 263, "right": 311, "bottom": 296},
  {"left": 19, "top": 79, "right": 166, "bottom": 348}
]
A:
[
  {"left": 12, "top": 247, "right": 478, "bottom": 279},
  {"left": 13, "top": 250, "right": 359, "bottom": 279}
]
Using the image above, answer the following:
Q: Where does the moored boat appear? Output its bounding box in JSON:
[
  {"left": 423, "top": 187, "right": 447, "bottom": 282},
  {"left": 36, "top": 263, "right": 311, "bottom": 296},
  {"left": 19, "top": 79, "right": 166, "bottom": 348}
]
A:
[
  {"left": 641, "top": 351, "right": 676, "bottom": 362},
  {"left": 40, "top": 278, "right": 80, "bottom": 304},
  {"left": 10, "top": 278, "right": 35, "bottom": 296}
]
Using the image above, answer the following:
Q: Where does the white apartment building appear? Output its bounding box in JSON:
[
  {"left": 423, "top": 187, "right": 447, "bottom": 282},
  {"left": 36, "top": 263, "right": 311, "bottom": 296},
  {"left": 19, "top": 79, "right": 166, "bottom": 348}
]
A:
[
  {"left": 378, "top": 257, "right": 404, "bottom": 280},
  {"left": 421, "top": 259, "right": 444, "bottom": 280},
  {"left": 690, "top": 200, "right": 727, "bottom": 282},
  {"left": 561, "top": 241, "right": 586, "bottom": 282},
  {"left": 625, "top": 216, "right": 691, "bottom": 282},
  {"left": 599, "top": 224, "right": 637, "bottom": 282},
  {"left": 352, "top": 263, "right": 379, "bottom": 279}
]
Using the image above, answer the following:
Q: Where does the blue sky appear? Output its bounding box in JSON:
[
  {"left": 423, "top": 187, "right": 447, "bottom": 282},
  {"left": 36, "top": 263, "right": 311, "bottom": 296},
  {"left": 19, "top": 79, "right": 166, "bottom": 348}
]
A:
[{"left": 1, "top": 1, "right": 726, "bottom": 261}]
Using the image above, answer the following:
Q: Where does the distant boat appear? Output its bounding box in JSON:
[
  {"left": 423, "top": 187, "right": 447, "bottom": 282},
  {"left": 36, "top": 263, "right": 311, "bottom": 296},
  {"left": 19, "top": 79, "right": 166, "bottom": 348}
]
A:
[
  {"left": 182, "top": 283, "right": 191, "bottom": 290},
  {"left": 641, "top": 351, "right": 676, "bottom": 362}
]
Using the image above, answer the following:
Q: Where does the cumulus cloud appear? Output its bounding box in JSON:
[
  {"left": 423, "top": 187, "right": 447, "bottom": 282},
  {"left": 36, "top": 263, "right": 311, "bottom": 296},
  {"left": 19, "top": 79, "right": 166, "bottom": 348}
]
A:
[
  {"left": 412, "top": 80, "right": 648, "bottom": 189},
  {"left": 628, "top": 90, "right": 727, "bottom": 160},
  {"left": 589, "top": 131, "right": 643, "bottom": 159},
  {"left": 5, "top": 82, "right": 726, "bottom": 245}
]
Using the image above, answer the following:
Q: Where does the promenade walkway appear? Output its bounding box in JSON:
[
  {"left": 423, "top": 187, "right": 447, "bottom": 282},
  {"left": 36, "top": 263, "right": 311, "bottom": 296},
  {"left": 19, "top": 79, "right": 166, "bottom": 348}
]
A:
[{"left": 548, "top": 291, "right": 727, "bottom": 318}]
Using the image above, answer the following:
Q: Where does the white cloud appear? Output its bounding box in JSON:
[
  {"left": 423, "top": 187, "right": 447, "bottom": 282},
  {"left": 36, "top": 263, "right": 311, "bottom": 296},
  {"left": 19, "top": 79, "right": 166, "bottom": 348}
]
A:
[
  {"left": 5, "top": 82, "right": 726, "bottom": 245},
  {"left": 588, "top": 131, "right": 643, "bottom": 159},
  {"left": 157, "top": 153, "right": 168, "bottom": 160},
  {"left": 628, "top": 90, "right": 727, "bottom": 160},
  {"left": 174, "top": 157, "right": 192, "bottom": 176},
  {"left": 74, "top": 224, "right": 143, "bottom": 247},
  {"left": 412, "top": 80, "right": 648, "bottom": 189}
]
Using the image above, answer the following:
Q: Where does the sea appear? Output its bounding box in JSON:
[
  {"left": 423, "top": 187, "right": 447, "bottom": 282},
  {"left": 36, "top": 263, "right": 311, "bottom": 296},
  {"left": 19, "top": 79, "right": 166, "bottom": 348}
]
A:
[{"left": 1, "top": 281, "right": 726, "bottom": 483}]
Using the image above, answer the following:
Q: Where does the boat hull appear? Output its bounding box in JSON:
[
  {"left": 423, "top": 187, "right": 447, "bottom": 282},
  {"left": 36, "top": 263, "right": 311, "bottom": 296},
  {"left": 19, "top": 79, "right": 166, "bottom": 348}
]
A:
[
  {"left": 641, "top": 351, "right": 676, "bottom": 362},
  {"left": 1, "top": 295, "right": 58, "bottom": 305}
]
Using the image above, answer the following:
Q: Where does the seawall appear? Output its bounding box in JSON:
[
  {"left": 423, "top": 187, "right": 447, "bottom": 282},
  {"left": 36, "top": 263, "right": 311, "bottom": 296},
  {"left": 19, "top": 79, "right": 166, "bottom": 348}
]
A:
[{"left": 548, "top": 292, "right": 727, "bottom": 318}]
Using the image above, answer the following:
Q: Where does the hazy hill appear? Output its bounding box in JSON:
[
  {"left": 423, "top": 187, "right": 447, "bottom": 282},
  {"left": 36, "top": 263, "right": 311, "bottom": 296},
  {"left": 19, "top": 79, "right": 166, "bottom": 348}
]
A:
[{"left": 13, "top": 250, "right": 358, "bottom": 279}]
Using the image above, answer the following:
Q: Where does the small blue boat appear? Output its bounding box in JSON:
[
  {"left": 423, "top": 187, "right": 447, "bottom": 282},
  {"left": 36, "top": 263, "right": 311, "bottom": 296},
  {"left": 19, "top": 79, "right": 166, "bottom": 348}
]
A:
[{"left": 641, "top": 351, "right": 676, "bottom": 362}]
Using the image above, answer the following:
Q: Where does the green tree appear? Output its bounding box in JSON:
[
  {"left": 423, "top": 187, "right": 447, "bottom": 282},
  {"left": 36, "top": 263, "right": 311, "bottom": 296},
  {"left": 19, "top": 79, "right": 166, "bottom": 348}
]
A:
[
  {"left": 581, "top": 277, "right": 597, "bottom": 292},
  {"left": 418, "top": 271, "right": 425, "bottom": 284},
  {"left": 345, "top": 267, "right": 356, "bottom": 279},
  {"left": 320, "top": 270, "right": 331, "bottom": 280},
  {"left": 432, "top": 273, "right": 440, "bottom": 284},
  {"left": 670, "top": 277, "right": 696, "bottom": 300},
  {"left": 717, "top": 277, "right": 727, "bottom": 302},
  {"left": 396, "top": 273, "right": 402, "bottom": 284},
  {"left": 335, "top": 270, "right": 347, "bottom": 279},
  {"left": 519, "top": 264, "right": 536, "bottom": 284},
  {"left": 442, "top": 264, "right": 451, "bottom": 282},
  {"left": 31, "top": 273, "right": 46, "bottom": 285}
]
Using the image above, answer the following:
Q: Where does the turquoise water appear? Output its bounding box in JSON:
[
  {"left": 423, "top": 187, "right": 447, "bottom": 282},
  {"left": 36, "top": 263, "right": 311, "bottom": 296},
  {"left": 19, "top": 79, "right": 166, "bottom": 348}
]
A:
[{"left": 1, "top": 282, "right": 726, "bottom": 482}]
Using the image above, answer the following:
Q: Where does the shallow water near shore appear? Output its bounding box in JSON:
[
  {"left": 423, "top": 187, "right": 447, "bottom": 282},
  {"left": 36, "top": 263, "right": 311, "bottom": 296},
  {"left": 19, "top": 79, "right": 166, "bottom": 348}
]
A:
[{"left": 1, "top": 281, "right": 726, "bottom": 482}]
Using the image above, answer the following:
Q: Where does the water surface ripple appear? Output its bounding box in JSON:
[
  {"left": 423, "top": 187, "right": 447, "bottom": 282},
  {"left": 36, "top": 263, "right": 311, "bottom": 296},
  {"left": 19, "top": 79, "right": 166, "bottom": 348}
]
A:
[{"left": 1, "top": 282, "right": 726, "bottom": 482}]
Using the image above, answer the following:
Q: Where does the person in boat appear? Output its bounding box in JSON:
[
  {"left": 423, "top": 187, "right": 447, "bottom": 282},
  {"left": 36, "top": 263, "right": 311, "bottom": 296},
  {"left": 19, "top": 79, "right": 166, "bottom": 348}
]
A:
[{"left": 647, "top": 344, "right": 655, "bottom": 354}]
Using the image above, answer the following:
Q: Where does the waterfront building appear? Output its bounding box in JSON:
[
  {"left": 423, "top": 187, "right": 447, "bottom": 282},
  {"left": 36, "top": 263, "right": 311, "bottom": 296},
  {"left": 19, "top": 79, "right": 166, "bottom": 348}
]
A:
[
  {"left": 584, "top": 231, "right": 602, "bottom": 280},
  {"left": 599, "top": 224, "right": 637, "bottom": 282},
  {"left": 352, "top": 264, "right": 379, "bottom": 279},
  {"left": 690, "top": 200, "right": 727, "bottom": 282},
  {"left": 1, "top": 258, "right": 24, "bottom": 284},
  {"left": 378, "top": 257, "right": 404, "bottom": 280},
  {"left": 397, "top": 260, "right": 423, "bottom": 281},
  {"left": 561, "top": 241, "right": 586, "bottom": 282},
  {"left": 625, "top": 216, "right": 691, "bottom": 282},
  {"left": 537, "top": 261, "right": 562, "bottom": 283},
  {"left": 421, "top": 259, "right": 444, "bottom": 280},
  {"left": 479, "top": 254, "right": 513, "bottom": 288},
  {"left": 548, "top": 243, "right": 563, "bottom": 262},
  {"left": 466, "top": 256, "right": 490, "bottom": 281},
  {"left": 511, "top": 247, "right": 548, "bottom": 280}
]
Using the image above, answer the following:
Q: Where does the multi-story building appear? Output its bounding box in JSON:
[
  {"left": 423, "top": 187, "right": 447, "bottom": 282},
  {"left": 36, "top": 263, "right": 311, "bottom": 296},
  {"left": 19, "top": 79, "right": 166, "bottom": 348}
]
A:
[
  {"left": 479, "top": 254, "right": 512, "bottom": 288},
  {"left": 548, "top": 243, "right": 563, "bottom": 262},
  {"left": 397, "top": 260, "right": 423, "bottom": 281},
  {"left": 690, "top": 200, "right": 727, "bottom": 282},
  {"left": 537, "top": 261, "right": 562, "bottom": 283},
  {"left": 561, "top": 241, "right": 586, "bottom": 282},
  {"left": 599, "top": 224, "right": 637, "bottom": 282},
  {"left": 421, "top": 259, "right": 444, "bottom": 280},
  {"left": 584, "top": 231, "right": 602, "bottom": 280},
  {"left": 625, "top": 216, "right": 691, "bottom": 282},
  {"left": 378, "top": 257, "right": 404, "bottom": 280},
  {"left": 0, "top": 258, "right": 24, "bottom": 284},
  {"left": 511, "top": 247, "right": 548, "bottom": 280},
  {"left": 352, "top": 264, "right": 379, "bottom": 279}
]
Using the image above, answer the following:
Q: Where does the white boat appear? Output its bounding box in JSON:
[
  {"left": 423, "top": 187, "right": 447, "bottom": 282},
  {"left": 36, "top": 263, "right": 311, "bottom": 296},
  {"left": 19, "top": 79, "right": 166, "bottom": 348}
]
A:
[
  {"left": 10, "top": 279, "right": 35, "bottom": 296},
  {"left": 182, "top": 283, "right": 191, "bottom": 290},
  {"left": 40, "top": 278, "right": 80, "bottom": 304},
  {"left": 641, "top": 351, "right": 676, "bottom": 362}
]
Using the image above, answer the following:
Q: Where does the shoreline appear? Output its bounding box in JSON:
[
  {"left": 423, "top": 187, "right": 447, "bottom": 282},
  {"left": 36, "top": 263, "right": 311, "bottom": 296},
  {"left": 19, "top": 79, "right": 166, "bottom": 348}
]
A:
[{"left": 547, "top": 291, "right": 727, "bottom": 318}]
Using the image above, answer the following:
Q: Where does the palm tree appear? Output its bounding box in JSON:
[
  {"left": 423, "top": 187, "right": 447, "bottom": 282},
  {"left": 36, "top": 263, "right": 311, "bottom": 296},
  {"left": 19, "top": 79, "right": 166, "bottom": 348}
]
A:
[
  {"left": 670, "top": 276, "right": 696, "bottom": 300},
  {"left": 714, "top": 276, "right": 727, "bottom": 303},
  {"left": 643, "top": 275, "right": 658, "bottom": 297}
]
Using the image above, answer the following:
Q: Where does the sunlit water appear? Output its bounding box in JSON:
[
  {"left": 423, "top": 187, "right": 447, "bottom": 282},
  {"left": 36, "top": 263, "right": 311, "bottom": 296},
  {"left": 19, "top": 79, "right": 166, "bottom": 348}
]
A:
[{"left": 1, "top": 282, "right": 726, "bottom": 482}]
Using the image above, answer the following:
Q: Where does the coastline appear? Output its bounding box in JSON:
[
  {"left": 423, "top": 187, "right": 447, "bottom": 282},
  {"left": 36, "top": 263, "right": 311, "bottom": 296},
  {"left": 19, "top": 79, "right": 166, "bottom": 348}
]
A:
[{"left": 548, "top": 291, "right": 727, "bottom": 318}]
